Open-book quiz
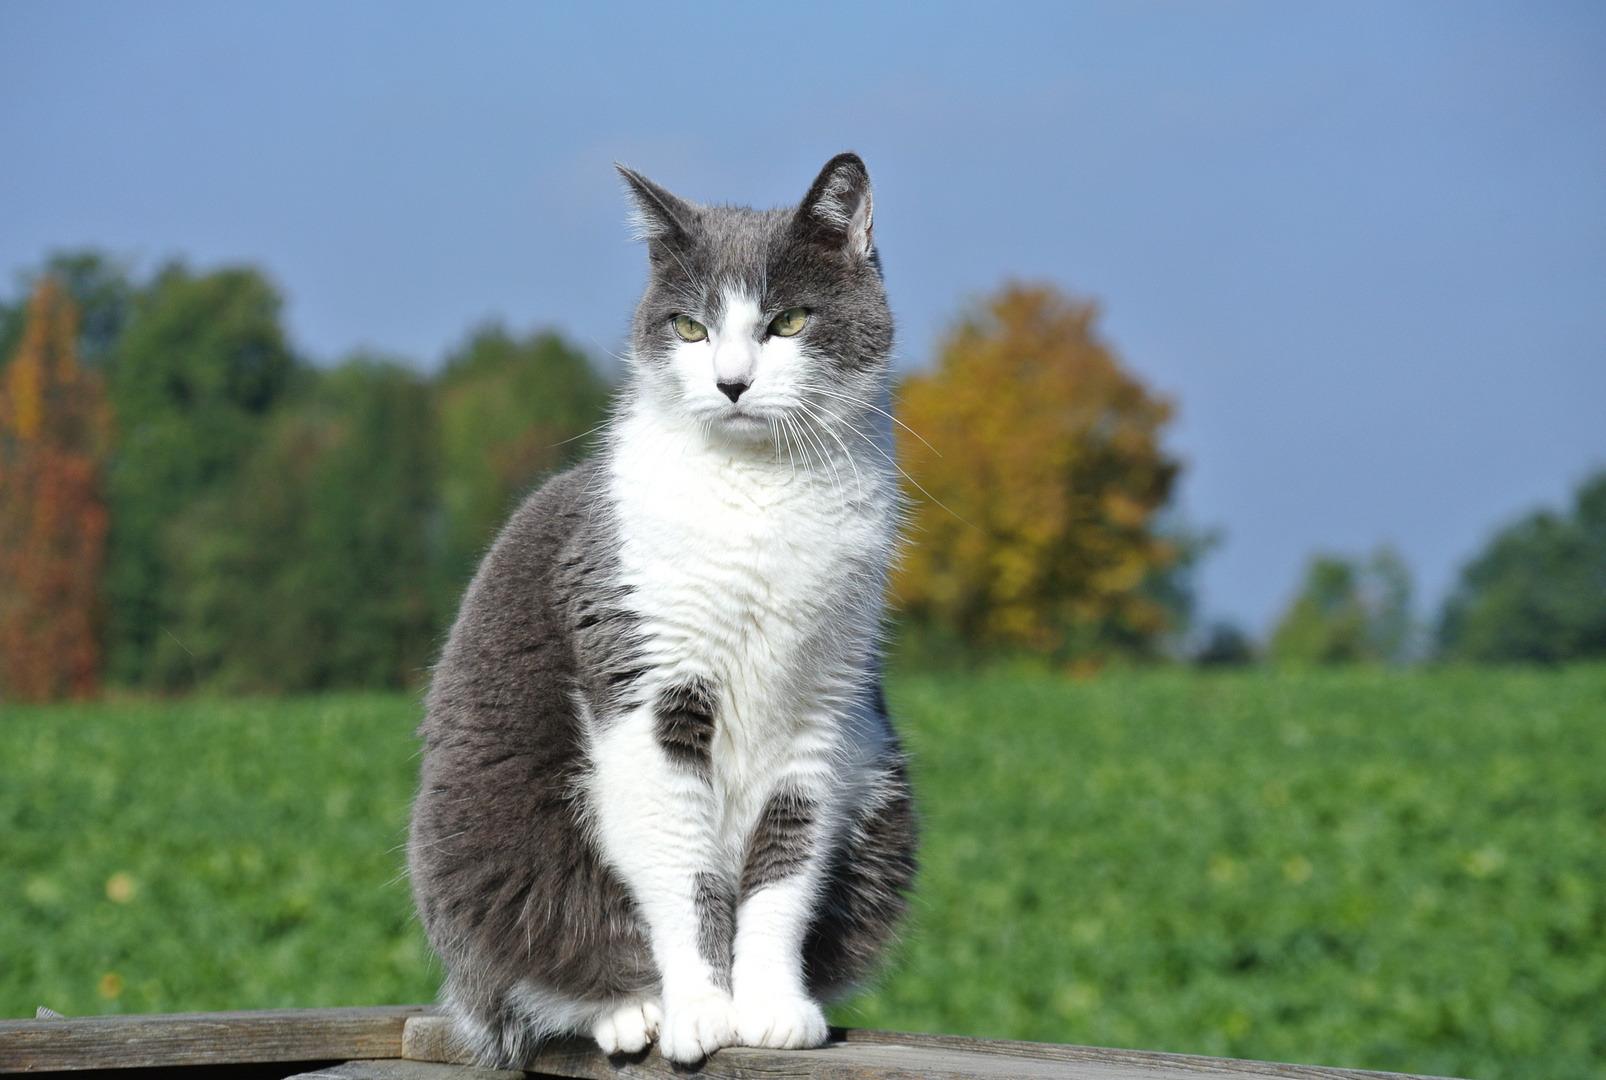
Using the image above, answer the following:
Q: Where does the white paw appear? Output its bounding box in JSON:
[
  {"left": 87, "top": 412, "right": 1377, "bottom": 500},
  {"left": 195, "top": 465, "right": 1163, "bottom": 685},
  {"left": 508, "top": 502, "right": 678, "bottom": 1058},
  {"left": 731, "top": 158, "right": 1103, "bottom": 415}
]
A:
[
  {"left": 659, "top": 988, "right": 737, "bottom": 1064},
  {"left": 592, "top": 998, "right": 661, "bottom": 1056},
  {"left": 734, "top": 993, "right": 829, "bottom": 1049}
]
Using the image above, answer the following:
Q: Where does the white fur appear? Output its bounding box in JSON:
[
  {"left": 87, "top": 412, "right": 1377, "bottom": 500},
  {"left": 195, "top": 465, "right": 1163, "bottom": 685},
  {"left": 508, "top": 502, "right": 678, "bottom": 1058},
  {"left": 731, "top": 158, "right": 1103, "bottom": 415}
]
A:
[
  {"left": 592, "top": 998, "right": 662, "bottom": 1055},
  {"left": 709, "top": 293, "right": 763, "bottom": 388},
  {"left": 576, "top": 294, "right": 897, "bottom": 1062},
  {"left": 732, "top": 879, "right": 830, "bottom": 1048}
]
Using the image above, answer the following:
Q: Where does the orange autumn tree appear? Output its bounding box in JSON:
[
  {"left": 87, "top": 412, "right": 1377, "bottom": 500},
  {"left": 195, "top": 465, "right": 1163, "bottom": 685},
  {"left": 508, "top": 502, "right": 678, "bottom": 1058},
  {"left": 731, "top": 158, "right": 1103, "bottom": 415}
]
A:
[
  {"left": 0, "top": 277, "right": 113, "bottom": 700},
  {"left": 893, "top": 283, "right": 1180, "bottom": 663}
]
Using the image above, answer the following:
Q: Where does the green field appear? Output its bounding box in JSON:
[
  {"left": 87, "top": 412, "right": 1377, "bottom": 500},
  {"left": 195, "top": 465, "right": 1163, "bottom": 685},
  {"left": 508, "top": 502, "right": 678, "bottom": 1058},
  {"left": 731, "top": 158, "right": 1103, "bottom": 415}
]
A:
[{"left": 3, "top": 668, "right": 1603, "bottom": 1079}]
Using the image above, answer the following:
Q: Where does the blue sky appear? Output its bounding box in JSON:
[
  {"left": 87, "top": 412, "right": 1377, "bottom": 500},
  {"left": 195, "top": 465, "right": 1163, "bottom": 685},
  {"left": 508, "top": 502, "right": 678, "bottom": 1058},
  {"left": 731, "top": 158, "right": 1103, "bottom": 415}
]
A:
[{"left": 2, "top": 1, "right": 1602, "bottom": 632}]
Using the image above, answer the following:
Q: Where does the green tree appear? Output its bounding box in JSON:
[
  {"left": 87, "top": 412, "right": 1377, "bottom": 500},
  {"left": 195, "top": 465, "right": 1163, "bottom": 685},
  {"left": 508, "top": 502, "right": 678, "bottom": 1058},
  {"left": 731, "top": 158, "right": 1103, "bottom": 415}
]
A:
[
  {"left": 162, "top": 359, "right": 436, "bottom": 691},
  {"left": 434, "top": 324, "right": 610, "bottom": 605},
  {"left": 0, "top": 251, "right": 134, "bottom": 373},
  {"left": 1270, "top": 547, "right": 1415, "bottom": 664},
  {"left": 1438, "top": 469, "right": 1606, "bottom": 663},
  {"left": 1194, "top": 621, "right": 1255, "bottom": 666},
  {"left": 102, "top": 263, "right": 299, "bottom": 684}
]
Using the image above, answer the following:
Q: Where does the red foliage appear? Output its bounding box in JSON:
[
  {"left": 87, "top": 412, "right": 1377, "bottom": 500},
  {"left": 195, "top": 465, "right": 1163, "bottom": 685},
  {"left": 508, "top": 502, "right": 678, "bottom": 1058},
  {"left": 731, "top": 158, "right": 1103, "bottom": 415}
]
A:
[{"left": 0, "top": 277, "right": 113, "bottom": 700}]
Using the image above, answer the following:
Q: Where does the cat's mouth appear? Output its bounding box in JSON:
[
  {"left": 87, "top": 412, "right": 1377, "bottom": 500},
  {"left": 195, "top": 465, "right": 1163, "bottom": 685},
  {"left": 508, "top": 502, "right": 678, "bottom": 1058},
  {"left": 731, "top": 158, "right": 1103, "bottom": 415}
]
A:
[
  {"left": 714, "top": 403, "right": 777, "bottom": 442},
  {"left": 722, "top": 406, "right": 767, "bottom": 429}
]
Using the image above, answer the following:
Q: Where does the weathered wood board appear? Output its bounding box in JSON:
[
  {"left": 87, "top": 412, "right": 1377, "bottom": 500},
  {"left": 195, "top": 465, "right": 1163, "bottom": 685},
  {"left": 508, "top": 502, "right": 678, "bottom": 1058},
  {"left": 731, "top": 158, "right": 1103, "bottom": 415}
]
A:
[
  {"left": 0, "top": 1007, "right": 1463, "bottom": 1079},
  {"left": 289, "top": 1061, "right": 522, "bottom": 1080},
  {"left": 400, "top": 1012, "right": 1457, "bottom": 1080},
  {"left": 0, "top": 1005, "right": 428, "bottom": 1071}
]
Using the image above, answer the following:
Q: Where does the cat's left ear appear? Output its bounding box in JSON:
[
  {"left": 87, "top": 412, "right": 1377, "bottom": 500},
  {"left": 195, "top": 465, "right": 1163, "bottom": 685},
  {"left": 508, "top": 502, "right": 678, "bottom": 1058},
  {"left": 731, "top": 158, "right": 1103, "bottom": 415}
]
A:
[
  {"left": 616, "top": 164, "right": 696, "bottom": 246},
  {"left": 795, "top": 153, "right": 874, "bottom": 261}
]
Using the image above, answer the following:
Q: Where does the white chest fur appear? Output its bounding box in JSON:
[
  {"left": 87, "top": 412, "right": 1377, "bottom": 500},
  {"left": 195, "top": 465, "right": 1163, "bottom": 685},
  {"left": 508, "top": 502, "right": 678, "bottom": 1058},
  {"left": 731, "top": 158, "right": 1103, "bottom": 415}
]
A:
[
  {"left": 590, "top": 400, "right": 894, "bottom": 845},
  {"left": 608, "top": 403, "right": 893, "bottom": 739}
]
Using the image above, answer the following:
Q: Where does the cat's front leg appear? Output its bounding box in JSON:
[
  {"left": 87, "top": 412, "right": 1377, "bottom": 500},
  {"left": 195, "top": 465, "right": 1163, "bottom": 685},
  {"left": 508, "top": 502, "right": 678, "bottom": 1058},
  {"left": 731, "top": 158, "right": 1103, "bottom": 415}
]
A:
[
  {"left": 587, "top": 694, "right": 738, "bottom": 1064},
  {"left": 730, "top": 785, "right": 831, "bottom": 1049}
]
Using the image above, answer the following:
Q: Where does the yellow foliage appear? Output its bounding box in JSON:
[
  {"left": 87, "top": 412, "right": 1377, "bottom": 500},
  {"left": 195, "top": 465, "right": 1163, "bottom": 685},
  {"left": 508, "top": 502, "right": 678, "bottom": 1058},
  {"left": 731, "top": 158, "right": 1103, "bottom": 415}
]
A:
[
  {"left": 892, "top": 283, "right": 1179, "bottom": 661},
  {"left": 6, "top": 335, "right": 43, "bottom": 442}
]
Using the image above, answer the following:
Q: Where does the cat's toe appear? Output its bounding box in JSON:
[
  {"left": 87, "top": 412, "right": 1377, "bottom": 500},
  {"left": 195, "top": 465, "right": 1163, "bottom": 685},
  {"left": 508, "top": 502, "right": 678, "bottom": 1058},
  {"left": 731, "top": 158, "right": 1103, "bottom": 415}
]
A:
[
  {"left": 734, "top": 994, "right": 829, "bottom": 1049},
  {"left": 592, "top": 1013, "right": 622, "bottom": 1056},
  {"left": 592, "top": 998, "right": 659, "bottom": 1056},
  {"left": 659, "top": 990, "right": 736, "bottom": 1064}
]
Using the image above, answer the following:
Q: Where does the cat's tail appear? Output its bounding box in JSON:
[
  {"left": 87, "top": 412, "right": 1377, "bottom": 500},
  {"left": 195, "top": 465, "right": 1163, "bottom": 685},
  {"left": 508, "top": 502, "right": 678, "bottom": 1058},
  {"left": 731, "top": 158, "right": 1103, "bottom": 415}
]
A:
[{"left": 445, "top": 979, "right": 617, "bottom": 1068}]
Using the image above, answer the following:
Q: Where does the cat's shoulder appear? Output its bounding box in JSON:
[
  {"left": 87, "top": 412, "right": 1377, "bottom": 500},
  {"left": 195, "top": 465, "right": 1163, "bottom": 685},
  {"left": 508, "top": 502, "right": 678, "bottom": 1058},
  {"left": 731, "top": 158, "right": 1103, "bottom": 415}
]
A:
[
  {"left": 450, "top": 458, "right": 612, "bottom": 628},
  {"left": 489, "top": 457, "right": 610, "bottom": 560}
]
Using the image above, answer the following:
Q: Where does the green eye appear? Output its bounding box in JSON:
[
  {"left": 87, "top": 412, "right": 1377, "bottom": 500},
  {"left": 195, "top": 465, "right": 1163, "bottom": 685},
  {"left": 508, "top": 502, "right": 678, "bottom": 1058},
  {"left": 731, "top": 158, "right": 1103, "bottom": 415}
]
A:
[
  {"left": 672, "top": 314, "right": 707, "bottom": 342},
  {"left": 769, "top": 307, "right": 808, "bottom": 338}
]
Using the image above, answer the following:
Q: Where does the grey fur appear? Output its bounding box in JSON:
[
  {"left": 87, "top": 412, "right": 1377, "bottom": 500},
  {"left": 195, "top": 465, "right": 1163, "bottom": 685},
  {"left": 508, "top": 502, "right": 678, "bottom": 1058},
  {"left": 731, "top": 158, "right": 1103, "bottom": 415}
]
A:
[
  {"left": 410, "top": 465, "right": 655, "bottom": 1067},
  {"left": 618, "top": 154, "right": 892, "bottom": 385},
  {"left": 739, "top": 788, "right": 818, "bottom": 901},
  {"left": 694, "top": 872, "right": 737, "bottom": 992},
  {"left": 409, "top": 155, "right": 917, "bottom": 1066},
  {"left": 653, "top": 678, "right": 717, "bottom": 781},
  {"left": 804, "top": 746, "right": 918, "bottom": 996}
]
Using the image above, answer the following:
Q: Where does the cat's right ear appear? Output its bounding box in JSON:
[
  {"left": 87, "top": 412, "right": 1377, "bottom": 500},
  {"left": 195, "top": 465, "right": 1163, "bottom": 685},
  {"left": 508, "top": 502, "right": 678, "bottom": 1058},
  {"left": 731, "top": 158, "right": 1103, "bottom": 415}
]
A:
[
  {"left": 616, "top": 164, "right": 695, "bottom": 246},
  {"left": 794, "top": 153, "right": 874, "bottom": 262}
]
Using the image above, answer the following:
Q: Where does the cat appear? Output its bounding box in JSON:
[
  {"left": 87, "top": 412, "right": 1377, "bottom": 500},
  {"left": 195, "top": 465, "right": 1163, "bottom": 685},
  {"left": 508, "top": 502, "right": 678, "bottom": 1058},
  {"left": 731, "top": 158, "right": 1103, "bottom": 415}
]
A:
[{"left": 408, "top": 153, "right": 917, "bottom": 1068}]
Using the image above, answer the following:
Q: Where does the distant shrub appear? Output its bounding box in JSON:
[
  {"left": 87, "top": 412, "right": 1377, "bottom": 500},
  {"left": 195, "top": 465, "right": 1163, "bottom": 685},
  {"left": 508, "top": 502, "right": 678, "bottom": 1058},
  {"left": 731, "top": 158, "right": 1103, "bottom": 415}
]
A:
[
  {"left": 1194, "top": 621, "right": 1256, "bottom": 666},
  {"left": 1438, "top": 469, "right": 1606, "bottom": 663},
  {"left": 1269, "top": 547, "right": 1415, "bottom": 665}
]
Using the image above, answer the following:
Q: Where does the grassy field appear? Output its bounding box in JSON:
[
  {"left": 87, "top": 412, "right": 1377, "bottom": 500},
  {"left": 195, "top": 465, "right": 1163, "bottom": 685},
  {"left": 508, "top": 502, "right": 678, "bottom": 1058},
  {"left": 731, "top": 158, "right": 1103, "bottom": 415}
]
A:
[{"left": 2, "top": 668, "right": 1603, "bottom": 1079}]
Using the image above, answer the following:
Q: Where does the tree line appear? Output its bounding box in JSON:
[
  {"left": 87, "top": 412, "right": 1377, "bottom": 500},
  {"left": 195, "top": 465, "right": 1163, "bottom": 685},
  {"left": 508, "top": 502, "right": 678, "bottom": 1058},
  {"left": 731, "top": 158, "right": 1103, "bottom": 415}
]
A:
[
  {"left": 0, "top": 254, "right": 608, "bottom": 698},
  {"left": 0, "top": 255, "right": 1598, "bottom": 700},
  {"left": 1255, "top": 470, "right": 1605, "bottom": 667}
]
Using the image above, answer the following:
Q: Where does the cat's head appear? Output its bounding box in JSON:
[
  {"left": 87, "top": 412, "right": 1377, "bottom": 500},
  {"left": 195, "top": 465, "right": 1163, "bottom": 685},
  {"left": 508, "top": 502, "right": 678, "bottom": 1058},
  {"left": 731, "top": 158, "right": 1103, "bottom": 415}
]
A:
[{"left": 618, "top": 154, "right": 894, "bottom": 448}]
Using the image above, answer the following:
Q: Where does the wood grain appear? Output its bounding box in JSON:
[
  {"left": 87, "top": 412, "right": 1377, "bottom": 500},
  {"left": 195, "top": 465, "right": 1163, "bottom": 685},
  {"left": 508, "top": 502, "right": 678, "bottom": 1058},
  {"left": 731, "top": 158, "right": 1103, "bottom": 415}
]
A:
[
  {"left": 0, "top": 1005, "right": 430, "bottom": 1072},
  {"left": 837, "top": 1029, "right": 1457, "bottom": 1080},
  {"left": 286, "top": 1059, "right": 523, "bottom": 1080},
  {"left": 400, "top": 1014, "right": 1461, "bottom": 1080}
]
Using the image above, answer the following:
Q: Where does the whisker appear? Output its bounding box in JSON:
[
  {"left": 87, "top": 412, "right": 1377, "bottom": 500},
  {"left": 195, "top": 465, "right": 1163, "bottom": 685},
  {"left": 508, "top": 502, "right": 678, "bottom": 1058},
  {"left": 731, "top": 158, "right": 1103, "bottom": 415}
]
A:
[
  {"left": 794, "top": 397, "right": 867, "bottom": 503},
  {"left": 809, "top": 384, "right": 942, "bottom": 458},
  {"left": 779, "top": 413, "right": 806, "bottom": 484},
  {"left": 829, "top": 410, "right": 979, "bottom": 532},
  {"left": 769, "top": 414, "right": 798, "bottom": 481},
  {"left": 790, "top": 407, "right": 844, "bottom": 496},
  {"left": 785, "top": 403, "right": 845, "bottom": 496},
  {"left": 542, "top": 422, "right": 609, "bottom": 453}
]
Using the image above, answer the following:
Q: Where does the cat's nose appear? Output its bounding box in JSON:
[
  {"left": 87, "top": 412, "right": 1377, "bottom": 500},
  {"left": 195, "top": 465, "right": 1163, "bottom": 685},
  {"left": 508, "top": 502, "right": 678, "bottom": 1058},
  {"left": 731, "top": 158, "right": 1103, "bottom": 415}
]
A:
[{"left": 712, "top": 339, "right": 757, "bottom": 395}]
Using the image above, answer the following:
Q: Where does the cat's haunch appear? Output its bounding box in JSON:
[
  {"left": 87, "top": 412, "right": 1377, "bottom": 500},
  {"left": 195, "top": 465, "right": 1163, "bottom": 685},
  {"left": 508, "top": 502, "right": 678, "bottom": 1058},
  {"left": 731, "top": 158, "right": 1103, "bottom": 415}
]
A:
[{"left": 408, "top": 154, "right": 917, "bottom": 1068}]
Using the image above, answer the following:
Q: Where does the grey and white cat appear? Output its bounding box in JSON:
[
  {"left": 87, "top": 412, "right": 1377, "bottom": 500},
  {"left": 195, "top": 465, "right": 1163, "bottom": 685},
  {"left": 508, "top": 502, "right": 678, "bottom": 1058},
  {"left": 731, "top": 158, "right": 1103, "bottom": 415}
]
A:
[{"left": 408, "top": 154, "right": 917, "bottom": 1067}]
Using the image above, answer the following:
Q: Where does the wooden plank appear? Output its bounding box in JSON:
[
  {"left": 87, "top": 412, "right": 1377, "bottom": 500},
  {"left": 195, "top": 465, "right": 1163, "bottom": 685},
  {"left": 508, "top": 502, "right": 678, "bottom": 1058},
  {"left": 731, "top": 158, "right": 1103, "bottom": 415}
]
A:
[
  {"left": 0, "top": 1005, "right": 430, "bottom": 1072},
  {"left": 287, "top": 1061, "right": 523, "bottom": 1080},
  {"left": 401, "top": 1014, "right": 1461, "bottom": 1080},
  {"left": 838, "top": 1029, "right": 1459, "bottom": 1080}
]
